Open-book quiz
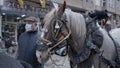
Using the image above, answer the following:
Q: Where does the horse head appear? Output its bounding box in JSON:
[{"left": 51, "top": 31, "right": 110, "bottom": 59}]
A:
[{"left": 36, "top": 1, "right": 71, "bottom": 64}]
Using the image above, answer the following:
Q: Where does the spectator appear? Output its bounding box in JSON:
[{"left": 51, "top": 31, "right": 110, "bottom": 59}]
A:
[{"left": 17, "top": 16, "right": 44, "bottom": 68}]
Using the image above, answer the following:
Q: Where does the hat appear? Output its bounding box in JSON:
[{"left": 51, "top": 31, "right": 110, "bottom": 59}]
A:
[{"left": 24, "top": 16, "right": 38, "bottom": 22}]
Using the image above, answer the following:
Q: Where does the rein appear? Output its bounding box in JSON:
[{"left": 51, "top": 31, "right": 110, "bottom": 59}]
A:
[{"left": 49, "top": 18, "right": 71, "bottom": 54}]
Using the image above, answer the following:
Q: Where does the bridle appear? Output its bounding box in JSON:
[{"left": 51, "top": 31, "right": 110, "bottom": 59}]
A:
[{"left": 40, "top": 16, "right": 71, "bottom": 55}]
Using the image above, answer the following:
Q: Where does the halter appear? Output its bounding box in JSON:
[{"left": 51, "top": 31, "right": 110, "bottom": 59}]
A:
[{"left": 40, "top": 16, "right": 71, "bottom": 55}]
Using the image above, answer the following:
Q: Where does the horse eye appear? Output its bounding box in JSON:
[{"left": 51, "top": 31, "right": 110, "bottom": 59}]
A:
[{"left": 39, "top": 55, "right": 41, "bottom": 58}]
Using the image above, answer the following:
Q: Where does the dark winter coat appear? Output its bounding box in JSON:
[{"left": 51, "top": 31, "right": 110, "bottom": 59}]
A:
[
  {"left": 17, "top": 31, "right": 43, "bottom": 68},
  {"left": 89, "top": 10, "right": 108, "bottom": 20}
]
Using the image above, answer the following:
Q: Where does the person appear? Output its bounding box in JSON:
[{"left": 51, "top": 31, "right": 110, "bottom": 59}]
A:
[
  {"left": 17, "top": 16, "right": 44, "bottom": 68},
  {"left": 4, "top": 38, "right": 12, "bottom": 49},
  {"left": 86, "top": 10, "right": 109, "bottom": 53},
  {"left": 0, "top": 36, "right": 5, "bottom": 49},
  {"left": 89, "top": 10, "right": 108, "bottom": 21}
]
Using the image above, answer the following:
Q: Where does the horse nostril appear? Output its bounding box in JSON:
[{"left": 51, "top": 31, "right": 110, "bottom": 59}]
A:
[{"left": 39, "top": 55, "right": 41, "bottom": 58}]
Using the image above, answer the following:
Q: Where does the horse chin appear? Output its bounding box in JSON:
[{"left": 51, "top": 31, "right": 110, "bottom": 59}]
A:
[
  {"left": 36, "top": 50, "right": 50, "bottom": 64},
  {"left": 39, "top": 56, "right": 49, "bottom": 64}
]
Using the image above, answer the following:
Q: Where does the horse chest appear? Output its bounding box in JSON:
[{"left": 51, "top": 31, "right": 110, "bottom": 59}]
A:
[{"left": 44, "top": 55, "right": 70, "bottom": 68}]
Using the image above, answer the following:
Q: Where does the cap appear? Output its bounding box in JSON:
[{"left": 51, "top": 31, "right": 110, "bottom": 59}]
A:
[{"left": 24, "top": 16, "right": 38, "bottom": 23}]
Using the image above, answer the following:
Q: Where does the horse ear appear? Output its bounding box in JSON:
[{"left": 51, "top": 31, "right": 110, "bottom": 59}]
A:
[{"left": 57, "top": 1, "right": 66, "bottom": 18}]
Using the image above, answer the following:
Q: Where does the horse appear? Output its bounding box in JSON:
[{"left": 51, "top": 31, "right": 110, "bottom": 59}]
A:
[
  {"left": 36, "top": 1, "right": 88, "bottom": 68},
  {"left": 36, "top": 1, "right": 120, "bottom": 68}
]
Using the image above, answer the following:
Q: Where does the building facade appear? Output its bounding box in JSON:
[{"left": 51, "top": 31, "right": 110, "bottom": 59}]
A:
[
  {"left": 52, "top": 0, "right": 120, "bottom": 25},
  {"left": 0, "top": 0, "right": 120, "bottom": 38},
  {"left": 0, "top": 0, "right": 53, "bottom": 40}
]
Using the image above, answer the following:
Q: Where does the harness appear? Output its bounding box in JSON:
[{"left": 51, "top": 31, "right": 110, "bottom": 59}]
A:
[
  {"left": 87, "top": 18, "right": 117, "bottom": 68},
  {"left": 40, "top": 15, "right": 71, "bottom": 55},
  {"left": 68, "top": 17, "right": 103, "bottom": 67},
  {"left": 98, "top": 33, "right": 120, "bottom": 68},
  {"left": 88, "top": 17, "right": 120, "bottom": 68},
  {"left": 48, "top": 16, "right": 110, "bottom": 68},
  {"left": 50, "top": 18, "right": 71, "bottom": 54}
]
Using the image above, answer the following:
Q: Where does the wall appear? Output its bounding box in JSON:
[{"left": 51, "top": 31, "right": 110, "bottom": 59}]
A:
[
  {"left": 0, "top": 15, "right": 2, "bottom": 37},
  {"left": 51, "top": 0, "right": 95, "bottom": 11}
]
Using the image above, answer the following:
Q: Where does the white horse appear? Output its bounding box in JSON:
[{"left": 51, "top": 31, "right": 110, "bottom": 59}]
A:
[{"left": 36, "top": 1, "right": 120, "bottom": 68}]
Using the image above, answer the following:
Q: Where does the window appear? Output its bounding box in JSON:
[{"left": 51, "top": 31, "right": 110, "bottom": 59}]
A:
[
  {"left": 86, "top": 0, "right": 88, "bottom": 2},
  {"left": 103, "top": 2, "right": 106, "bottom": 6}
]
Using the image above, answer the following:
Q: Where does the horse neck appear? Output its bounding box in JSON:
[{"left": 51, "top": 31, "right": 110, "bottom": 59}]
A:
[{"left": 65, "top": 10, "right": 86, "bottom": 54}]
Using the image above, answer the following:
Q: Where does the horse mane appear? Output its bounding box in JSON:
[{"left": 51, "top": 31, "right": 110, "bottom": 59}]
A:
[{"left": 65, "top": 9, "right": 86, "bottom": 45}]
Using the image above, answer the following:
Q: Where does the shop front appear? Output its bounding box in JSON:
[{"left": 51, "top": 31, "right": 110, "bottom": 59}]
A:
[{"left": 0, "top": 0, "right": 53, "bottom": 41}]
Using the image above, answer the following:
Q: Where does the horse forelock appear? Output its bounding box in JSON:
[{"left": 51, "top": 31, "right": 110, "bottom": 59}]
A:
[{"left": 44, "top": 8, "right": 57, "bottom": 29}]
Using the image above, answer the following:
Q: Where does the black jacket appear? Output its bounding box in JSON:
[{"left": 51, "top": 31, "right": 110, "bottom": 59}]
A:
[
  {"left": 17, "top": 31, "right": 43, "bottom": 68},
  {"left": 89, "top": 10, "right": 108, "bottom": 20}
]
